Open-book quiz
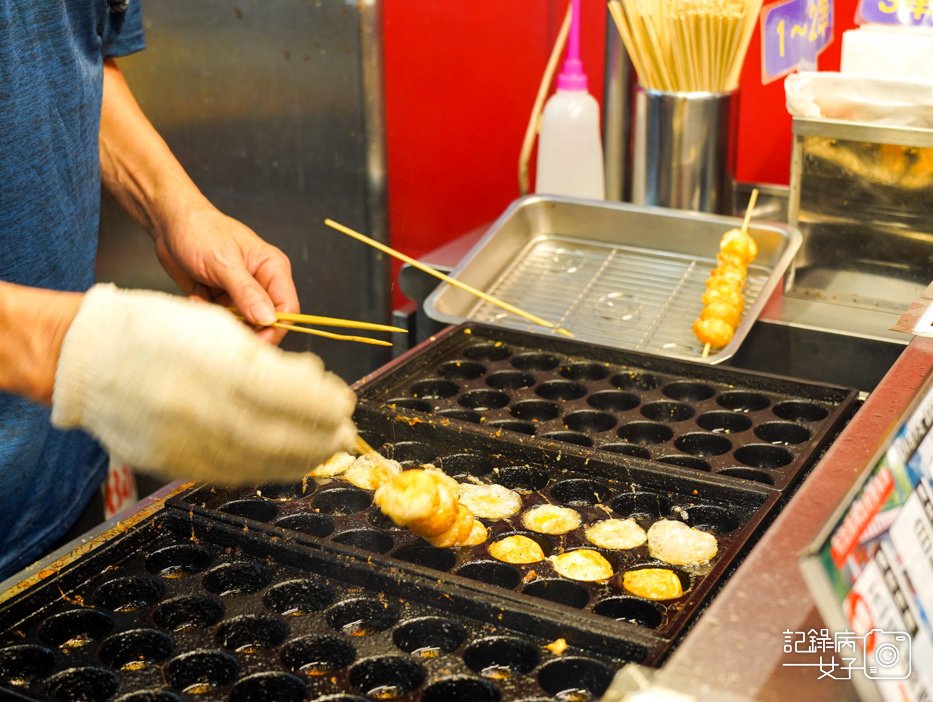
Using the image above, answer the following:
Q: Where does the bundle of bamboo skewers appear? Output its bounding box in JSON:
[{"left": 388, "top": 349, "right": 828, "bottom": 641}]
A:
[{"left": 608, "top": 0, "right": 762, "bottom": 93}]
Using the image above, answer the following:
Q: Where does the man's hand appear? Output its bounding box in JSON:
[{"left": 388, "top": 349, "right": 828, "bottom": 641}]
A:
[
  {"left": 153, "top": 203, "right": 297, "bottom": 344},
  {"left": 99, "top": 58, "right": 298, "bottom": 344}
]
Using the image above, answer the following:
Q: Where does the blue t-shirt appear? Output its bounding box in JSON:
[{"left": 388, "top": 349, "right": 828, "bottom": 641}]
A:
[{"left": 0, "top": 1, "right": 145, "bottom": 579}]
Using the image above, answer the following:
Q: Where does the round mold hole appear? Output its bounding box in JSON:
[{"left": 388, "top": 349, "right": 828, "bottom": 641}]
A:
[
  {"left": 464, "top": 343, "right": 511, "bottom": 362},
  {"left": 718, "top": 467, "right": 775, "bottom": 485},
  {"left": 735, "top": 444, "right": 794, "bottom": 469},
  {"left": 773, "top": 400, "right": 829, "bottom": 422},
  {"left": 409, "top": 378, "right": 459, "bottom": 399},
  {"left": 282, "top": 634, "right": 356, "bottom": 676},
  {"left": 611, "top": 371, "right": 661, "bottom": 391},
  {"left": 455, "top": 561, "right": 522, "bottom": 589},
  {"left": 332, "top": 529, "right": 395, "bottom": 554},
  {"left": 145, "top": 544, "right": 211, "bottom": 578},
  {"left": 662, "top": 381, "right": 716, "bottom": 402},
  {"left": 511, "top": 400, "right": 562, "bottom": 422},
  {"left": 44, "top": 667, "right": 119, "bottom": 702},
  {"left": 348, "top": 655, "right": 427, "bottom": 697},
  {"left": 537, "top": 657, "right": 615, "bottom": 699},
  {"left": 617, "top": 422, "right": 673, "bottom": 445},
  {"left": 551, "top": 478, "right": 610, "bottom": 506},
  {"left": 422, "top": 677, "right": 501, "bottom": 702},
  {"left": 542, "top": 430, "right": 594, "bottom": 447},
  {"left": 230, "top": 672, "right": 307, "bottom": 702},
  {"left": 610, "top": 492, "right": 671, "bottom": 520},
  {"left": 696, "top": 411, "right": 752, "bottom": 434},
  {"left": 592, "top": 597, "right": 662, "bottom": 628},
  {"left": 535, "top": 380, "right": 587, "bottom": 401},
  {"left": 755, "top": 421, "right": 812, "bottom": 445},
  {"left": 386, "top": 441, "right": 436, "bottom": 464},
  {"left": 587, "top": 390, "right": 639, "bottom": 412},
  {"left": 522, "top": 579, "right": 589, "bottom": 609},
  {"left": 441, "top": 452, "right": 492, "bottom": 477},
  {"left": 486, "top": 370, "right": 535, "bottom": 390},
  {"left": 560, "top": 363, "right": 610, "bottom": 381},
  {"left": 494, "top": 464, "right": 549, "bottom": 491},
  {"left": 717, "top": 391, "right": 771, "bottom": 412},
  {"left": 615, "top": 566, "right": 691, "bottom": 598},
  {"left": 326, "top": 598, "right": 400, "bottom": 636},
  {"left": 459, "top": 389, "right": 510, "bottom": 410},
  {"left": 386, "top": 397, "right": 432, "bottom": 413},
  {"left": 368, "top": 508, "right": 398, "bottom": 530},
  {"left": 0, "top": 644, "right": 54, "bottom": 687},
  {"left": 219, "top": 499, "right": 278, "bottom": 523},
  {"left": 275, "top": 512, "right": 336, "bottom": 538},
  {"left": 255, "top": 481, "right": 306, "bottom": 501},
  {"left": 99, "top": 629, "right": 173, "bottom": 670},
  {"left": 674, "top": 432, "right": 733, "bottom": 457},
  {"left": 438, "top": 360, "right": 486, "bottom": 380},
  {"left": 115, "top": 691, "right": 182, "bottom": 702},
  {"left": 393, "top": 617, "right": 468, "bottom": 657},
  {"left": 264, "top": 579, "right": 335, "bottom": 616},
  {"left": 640, "top": 401, "right": 695, "bottom": 423},
  {"left": 489, "top": 419, "right": 537, "bottom": 436},
  {"left": 601, "top": 444, "right": 651, "bottom": 459},
  {"left": 658, "top": 455, "right": 711, "bottom": 471},
  {"left": 165, "top": 649, "right": 238, "bottom": 694},
  {"left": 218, "top": 615, "right": 289, "bottom": 652},
  {"left": 511, "top": 352, "right": 561, "bottom": 371},
  {"left": 312, "top": 487, "right": 372, "bottom": 516},
  {"left": 680, "top": 505, "right": 741, "bottom": 534},
  {"left": 202, "top": 561, "right": 271, "bottom": 596},
  {"left": 358, "top": 430, "right": 385, "bottom": 450},
  {"left": 93, "top": 576, "right": 163, "bottom": 612},
  {"left": 153, "top": 595, "right": 224, "bottom": 631},
  {"left": 436, "top": 408, "right": 482, "bottom": 423},
  {"left": 564, "top": 410, "right": 617, "bottom": 433},
  {"left": 464, "top": 636, "right": 540, "bottom": 678},
  {"left": 392, "top": 544, "right": 457, "bottom": 571}
]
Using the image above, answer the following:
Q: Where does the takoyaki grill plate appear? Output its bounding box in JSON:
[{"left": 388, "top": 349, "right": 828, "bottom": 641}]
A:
[
  {"left": 354, "top": 323, "right": 858, "bottom": 491},
  {"left": 0, "top": 511, "right": 652, "bottom": 701}
]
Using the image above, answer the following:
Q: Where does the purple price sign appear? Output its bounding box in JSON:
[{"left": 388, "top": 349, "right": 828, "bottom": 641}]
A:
[
  {"left": 760, "top": 0, "right": 835, "bottom": 84},
  {"left": 858, "top": 0, "right": 933, "bottom": 26}
]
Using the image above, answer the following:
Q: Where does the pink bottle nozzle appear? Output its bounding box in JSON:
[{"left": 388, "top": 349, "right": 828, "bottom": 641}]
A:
[{"left": 557, "top": 0, "right": 588, "bottom": 91}]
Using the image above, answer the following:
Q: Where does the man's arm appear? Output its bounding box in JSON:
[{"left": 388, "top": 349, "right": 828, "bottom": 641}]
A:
[
  {"left": 0, "top": 282, "right": 80, "bottom": 404},
  {"left": 98, "top": 58, "right": 298, "bottom": 343}
]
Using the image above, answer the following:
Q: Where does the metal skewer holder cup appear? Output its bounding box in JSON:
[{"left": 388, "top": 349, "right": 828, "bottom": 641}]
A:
[{"left": 631, "top": 87, "right": 738, "bottom": 214}]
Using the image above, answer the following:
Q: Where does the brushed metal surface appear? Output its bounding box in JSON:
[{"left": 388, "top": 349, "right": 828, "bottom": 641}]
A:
[
  {"left": 424, "top": 195, "right": 801, "bottom": 364},
  {"left": 96, "top": 0, "right": 390, "bottom": 382},
  {"left": 602, "top": 12, "right": 633, "bottom": 202},
  {"left": 788, "top": 117, "right": 933, "bottom": 321}
]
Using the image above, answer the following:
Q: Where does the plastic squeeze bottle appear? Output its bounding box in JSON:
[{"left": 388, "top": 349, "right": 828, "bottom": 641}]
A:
[{"left": 535, "top": 0, "right": 605, "bottom": 200}]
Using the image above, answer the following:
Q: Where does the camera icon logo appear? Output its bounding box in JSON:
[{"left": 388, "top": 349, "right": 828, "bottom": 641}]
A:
[{"left": 863, "top": 629, "right": 911, "bottom": 680}]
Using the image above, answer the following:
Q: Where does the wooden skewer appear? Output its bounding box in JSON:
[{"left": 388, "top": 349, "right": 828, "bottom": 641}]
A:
[
  {"left": 323, "top": 218, "right": 574, "bottom": 338},
  {"left": 269, "top": 322, "right": 392, "bottom": 347},
  {"left": 702, "top": 342, "right": 711, "bottom": 358},
  {"left": 740, "top": 187, "right": 759, "bottom": 234},
  {"left": 226, "top": 307, "right": 404, "bottom": 333}
]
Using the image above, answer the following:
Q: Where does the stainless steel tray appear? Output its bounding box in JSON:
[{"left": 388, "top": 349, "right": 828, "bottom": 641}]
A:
[{"left": 424, "top": 196, "right": 801, "bottom": 364}]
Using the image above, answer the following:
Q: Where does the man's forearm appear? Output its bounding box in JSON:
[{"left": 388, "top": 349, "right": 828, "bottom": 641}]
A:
[
  {"left": 0, "top": 282, "right": 81, "bottom": 404},
  {"left": 99, "top": 58, "right": 209, "bottom": 240}
]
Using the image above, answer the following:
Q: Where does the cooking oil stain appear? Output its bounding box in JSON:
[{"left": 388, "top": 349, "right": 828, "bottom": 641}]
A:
[
  {"left": 480, "top": 664, "right": 514, "bottom": 680},
  {"left": 368, "top": 684, "right": 405, "bottom": 699},
  {"left": 299, "top": 661, "right": 336, "bottom": 677},
  {"left": 341, "top": 619, "right": 375, "bottom": 637},
  {"left": 60, "top": 635, "right": 92, "bottom": 650},
  {"left": 411, "top": 646, "right": 441, "bottom": 658},
  {"left": 183, "top": 683, "right": 215, "bottom": 695},
  {"left": 556, "top": 689, "right": 592, "bottom": 702},
  {"left": 120, "top": 660, "right": 148, "bottom": 672}
]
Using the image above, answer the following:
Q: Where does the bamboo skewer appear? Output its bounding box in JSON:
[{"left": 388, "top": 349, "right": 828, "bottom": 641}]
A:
[
  {"left": 270, "top": 322, "right": 392, "bottom": 347},
  {"left": 272, "top": 312, "right": 405, "bottom": 333},
  {"left": 323, "top": 218, "right": 574, "bottom": 338}
]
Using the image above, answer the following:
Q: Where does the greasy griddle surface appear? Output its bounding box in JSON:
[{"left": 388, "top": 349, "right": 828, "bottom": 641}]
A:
[
  {"left": 174, "top": 407, "right": 777, "bottom": 655},
  {"left": 354, "top": 323, "right": 858, "bottom": 490},
  {"left": 0, "top": 512, "right": 650, "bottom": 701}
]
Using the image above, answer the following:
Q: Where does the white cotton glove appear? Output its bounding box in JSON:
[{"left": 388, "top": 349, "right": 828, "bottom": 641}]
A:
[{"left": 51, "top": 284, "right": 357, "bottom": 486}]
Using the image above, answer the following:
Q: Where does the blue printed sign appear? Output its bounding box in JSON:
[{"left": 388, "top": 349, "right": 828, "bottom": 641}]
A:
[
  {"left": 858, "top": 0, "right": 933, "bottom": 26},
  {"left": 761, "top": 0, "right": 835, "bottom": 84}
]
